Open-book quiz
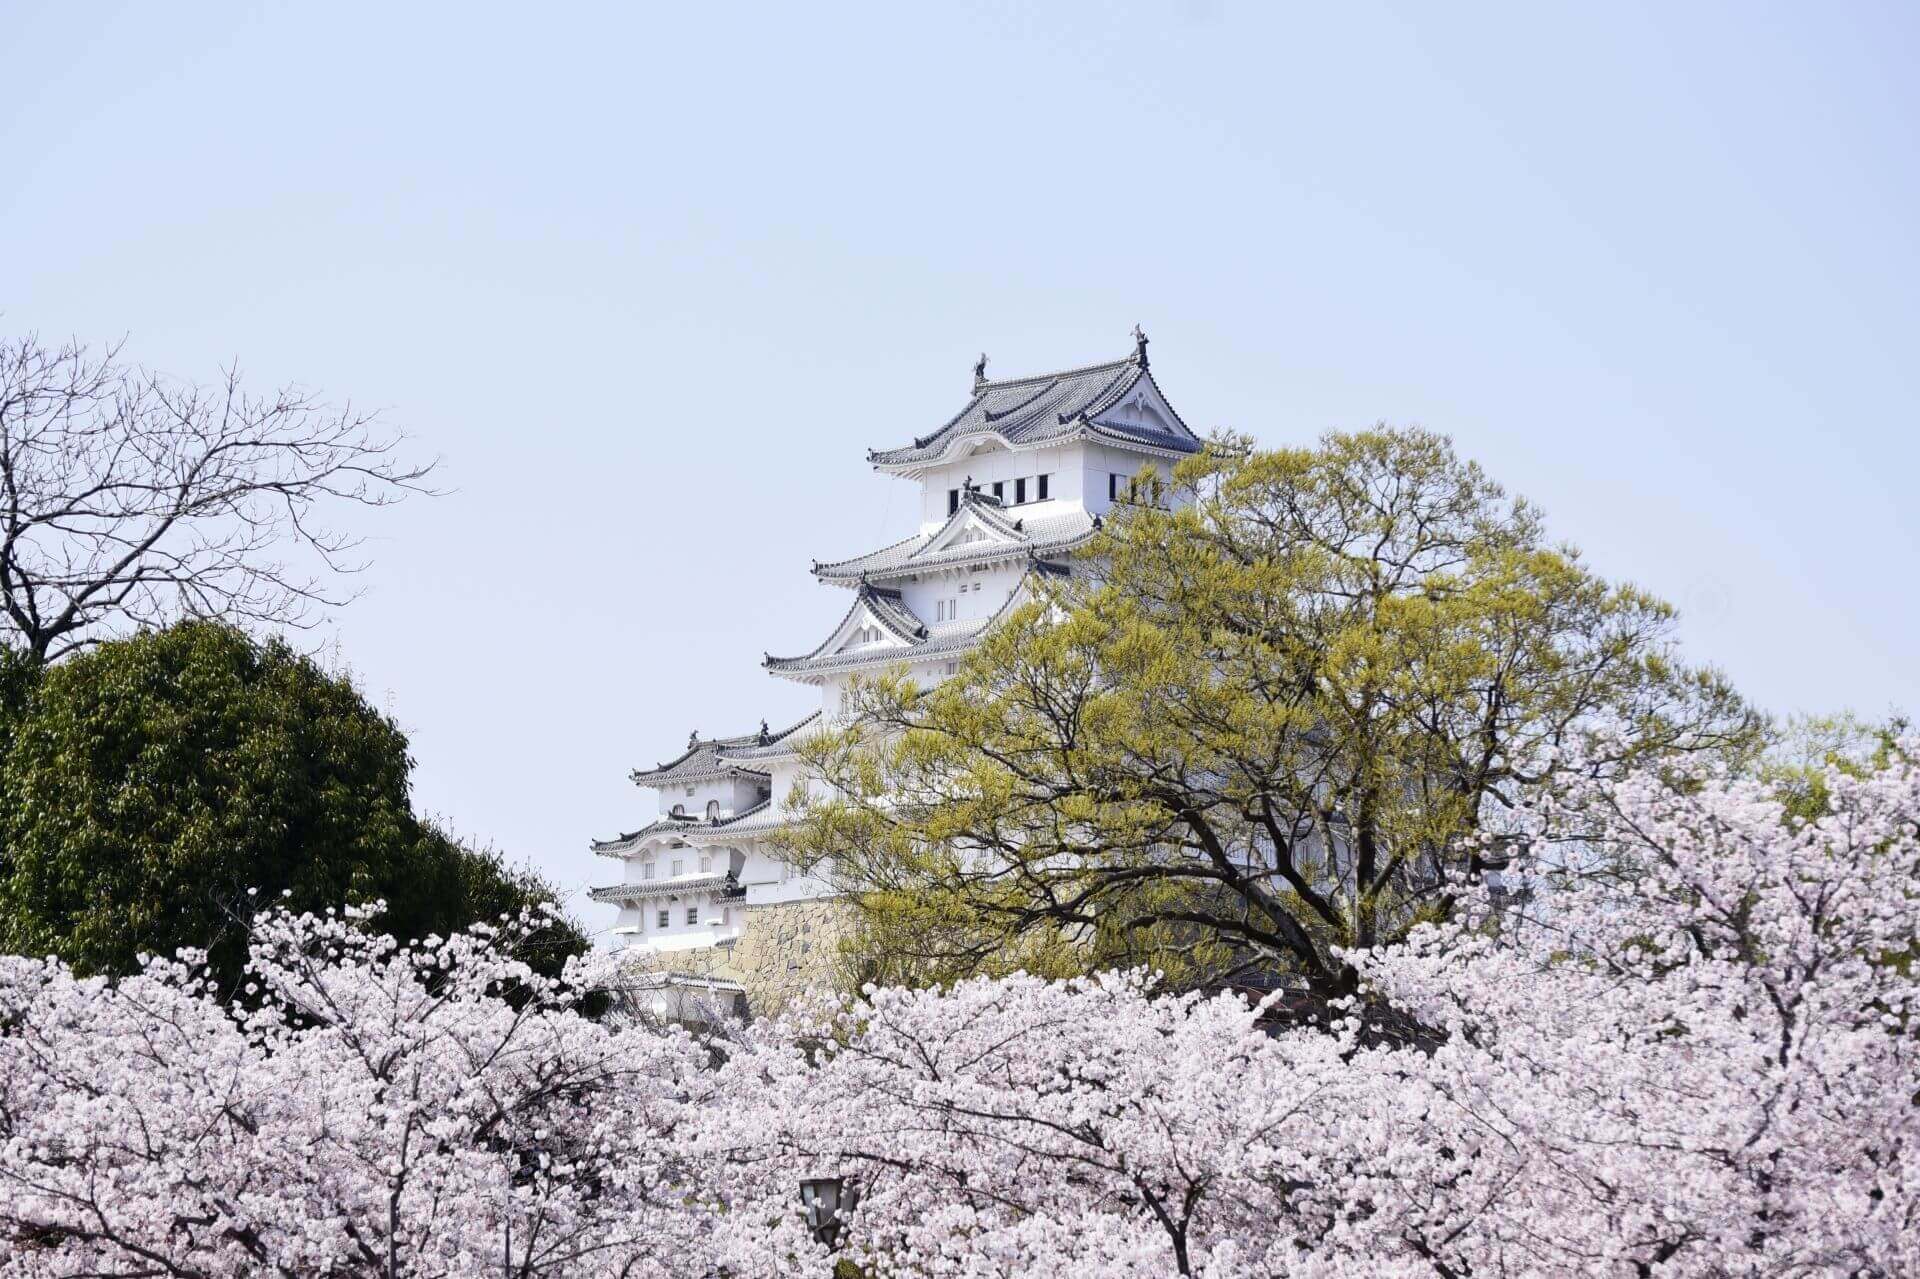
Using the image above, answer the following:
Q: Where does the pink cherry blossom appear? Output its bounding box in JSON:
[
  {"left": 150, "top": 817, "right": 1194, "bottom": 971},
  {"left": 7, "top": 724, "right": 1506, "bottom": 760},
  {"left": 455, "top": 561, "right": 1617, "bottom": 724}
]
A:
[{"left": 2, "top": 744, "right": 1915, "bottom": 1276}]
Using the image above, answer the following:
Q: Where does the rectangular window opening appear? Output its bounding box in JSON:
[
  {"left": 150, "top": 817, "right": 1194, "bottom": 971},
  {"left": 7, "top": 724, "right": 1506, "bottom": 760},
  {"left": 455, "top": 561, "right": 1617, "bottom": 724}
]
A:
[
  {"left": 686, "top": 906, "right": 699, "bottom": 926},
  {"left": 1037, "top": 473, "right": 1050, "bottom": 500},
  {"left": 991, "top": 481, "right": 1003, "bottom": 501},
  {"left": 948, "top": 488, "right": 959, "bottom": 515},
  {"left": 1014, "top": 477, "right": 1027, "bottom": 505},
  {"left": 657, "top": 909, "right": 669, "bottom": 929}
]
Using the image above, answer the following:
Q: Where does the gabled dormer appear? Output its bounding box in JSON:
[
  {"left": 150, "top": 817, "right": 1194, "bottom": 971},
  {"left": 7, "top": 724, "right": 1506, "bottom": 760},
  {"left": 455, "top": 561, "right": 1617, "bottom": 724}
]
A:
[{"left": 767, "top": 581, "right": 927, "bottom": 676}]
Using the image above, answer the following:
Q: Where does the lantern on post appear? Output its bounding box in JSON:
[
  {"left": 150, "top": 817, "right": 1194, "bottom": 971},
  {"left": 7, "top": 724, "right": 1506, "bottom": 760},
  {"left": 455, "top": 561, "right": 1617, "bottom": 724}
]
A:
[{"left": 798, "top": 1176, "right": 860, "bottom": 1250}]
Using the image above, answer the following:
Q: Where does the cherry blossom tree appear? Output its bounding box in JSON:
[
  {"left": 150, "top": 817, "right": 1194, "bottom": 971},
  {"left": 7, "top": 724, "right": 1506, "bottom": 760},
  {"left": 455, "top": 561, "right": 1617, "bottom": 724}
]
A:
[
  {"left": 715, "top": 742, "right": 1920, "bottom": 1276},
  {"left": 0, "top": 903, "right": 812, "bottom": 1277},
  {"left": 1, "top": 744, "right": 1914, "bottom": 1277}
]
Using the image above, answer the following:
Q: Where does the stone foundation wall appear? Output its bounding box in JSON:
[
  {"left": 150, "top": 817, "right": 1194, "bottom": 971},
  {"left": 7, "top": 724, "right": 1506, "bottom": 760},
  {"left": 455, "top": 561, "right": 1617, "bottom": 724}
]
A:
[
  {"left": 613, "top": 897, "right": 853, "bottom": 1019},
  {"left": 729, "top": 897, "right": 852, "bottom": 1015}
]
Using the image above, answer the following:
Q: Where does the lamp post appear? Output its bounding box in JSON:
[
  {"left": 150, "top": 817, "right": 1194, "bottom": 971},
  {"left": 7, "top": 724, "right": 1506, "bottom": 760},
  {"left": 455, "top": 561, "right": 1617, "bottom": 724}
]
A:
[{"left": 798, "top": 1175, "right": 860, "bottom": 1251}]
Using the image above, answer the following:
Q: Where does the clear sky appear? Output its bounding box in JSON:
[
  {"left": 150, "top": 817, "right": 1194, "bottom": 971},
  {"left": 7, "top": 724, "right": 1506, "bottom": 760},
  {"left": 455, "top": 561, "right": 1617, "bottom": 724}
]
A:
[{"left": 4, "top": 2, "right": 1916, "bottom": 933}]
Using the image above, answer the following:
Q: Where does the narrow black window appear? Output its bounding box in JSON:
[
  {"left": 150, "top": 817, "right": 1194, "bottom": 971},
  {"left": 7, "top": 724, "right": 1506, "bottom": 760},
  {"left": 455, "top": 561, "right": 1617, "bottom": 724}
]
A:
[
  {"left": 1014, "top": 477, "right": 1027, "bottom": 505},
  {"left": 1108, "top": 473, "right": 1120, "bottom": 500},
  {"left": 948, "top": 488, "right": 960, "bottom": 515},
  {"left": 1037, "top": 473, "right": 1050, "bottom": 500},
  {"left": 991, "top": 481, "right": 1003, "bottom": 501}
]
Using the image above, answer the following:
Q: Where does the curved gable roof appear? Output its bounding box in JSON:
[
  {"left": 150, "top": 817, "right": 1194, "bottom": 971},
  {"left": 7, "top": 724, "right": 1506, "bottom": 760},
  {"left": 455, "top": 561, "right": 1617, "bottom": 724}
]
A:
[{"left": 868, "top": 343, "right": 1202, "bottom": 471}]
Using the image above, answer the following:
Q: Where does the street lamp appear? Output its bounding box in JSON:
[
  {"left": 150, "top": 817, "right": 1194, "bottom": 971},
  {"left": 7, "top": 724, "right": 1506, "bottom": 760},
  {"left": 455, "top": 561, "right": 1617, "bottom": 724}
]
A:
[{"left": 798, "top": 1176, "right": 860, "bottom": 1250}]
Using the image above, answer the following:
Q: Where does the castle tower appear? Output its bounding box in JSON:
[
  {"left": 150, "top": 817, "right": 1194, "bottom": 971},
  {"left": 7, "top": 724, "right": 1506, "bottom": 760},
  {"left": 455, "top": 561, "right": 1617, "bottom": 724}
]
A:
[{"left": 590, "top": 335, "right": 1202, "bottom": 1008}]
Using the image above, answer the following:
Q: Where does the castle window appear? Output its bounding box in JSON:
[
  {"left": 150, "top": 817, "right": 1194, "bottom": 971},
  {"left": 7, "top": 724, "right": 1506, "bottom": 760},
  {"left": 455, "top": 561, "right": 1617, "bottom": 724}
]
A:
[
  {"left": 685, "top": 786, "right": 694, "bottom": 797},
  {"left": 991, "top": 480, "right": 1003, "bottom": 501},
  {"left": 642, "top": 861, "right": 654, "bottom": 880},
  {"left": 948, "top": 488, "right": 959, "bottom": 515},
  {"left": 686, "top": 905, "right": 699, "bottom": 926},
  {"left": 706, "top": 800, "right": 720, "bottom": 822},
  {"left": 1037, "top": 473, "right": 1050, "bottom": 500},
  {"left": 1109, "top": 473, "right": 1120, "bottom": 501},
  {"left": 657, "top": 908, "right": 669, "bottom": 929},
  {"left": 671, "top": 858, "right": 683, "bottom": 876},
  {"left": 699, "top": 853, "right": 711, "bottom": 873},
  {"left": 1014, "top": 477, "right": 1027, "bottom": 505},
  {"left": 670, "top": 803, "right": 685, "bottom": 817}
]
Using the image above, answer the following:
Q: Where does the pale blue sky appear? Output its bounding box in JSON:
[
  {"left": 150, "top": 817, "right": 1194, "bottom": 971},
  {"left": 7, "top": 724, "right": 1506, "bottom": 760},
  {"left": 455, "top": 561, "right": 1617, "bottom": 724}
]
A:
[{"left": 4, "top": 2, "right": 1916, "bottom": 928}]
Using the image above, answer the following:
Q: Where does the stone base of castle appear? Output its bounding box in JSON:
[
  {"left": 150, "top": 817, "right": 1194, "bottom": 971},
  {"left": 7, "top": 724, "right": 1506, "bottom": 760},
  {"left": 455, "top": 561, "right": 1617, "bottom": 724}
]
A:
[{"left": 615, "top": 898, "right": 853, "bottom": 1019}]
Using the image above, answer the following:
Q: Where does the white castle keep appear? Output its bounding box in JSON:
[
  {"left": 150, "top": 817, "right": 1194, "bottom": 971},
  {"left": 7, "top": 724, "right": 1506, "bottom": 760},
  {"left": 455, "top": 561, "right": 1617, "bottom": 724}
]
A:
[{"left": 590, "top": 332, "right": 1203, "bottom": 1007}]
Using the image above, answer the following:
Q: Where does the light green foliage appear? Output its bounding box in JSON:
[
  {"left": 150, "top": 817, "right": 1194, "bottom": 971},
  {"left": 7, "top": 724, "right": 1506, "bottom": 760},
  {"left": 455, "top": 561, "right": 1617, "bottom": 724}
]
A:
[
  {"left": 1761, "top": 709, "right": 1909, "bottom": 822},
  {"left": 0, "top": 621, "right": 582, "bottom": 992},
  {"left": 787, "top": 428, "right": 1760, "bottom": 1002}
]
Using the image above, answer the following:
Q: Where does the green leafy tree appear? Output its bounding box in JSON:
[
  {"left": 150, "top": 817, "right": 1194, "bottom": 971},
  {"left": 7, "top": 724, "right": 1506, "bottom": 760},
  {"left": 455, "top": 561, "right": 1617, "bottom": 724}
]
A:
[
  {"left": 1759, "top": 709, "right": 1909, "bottom": 822},
  {"left": 787, "top": 429, "right": 1761, "bottom": 1005},
  {"left": 0, "top": 621, "right": 581, "bottom": 989}
]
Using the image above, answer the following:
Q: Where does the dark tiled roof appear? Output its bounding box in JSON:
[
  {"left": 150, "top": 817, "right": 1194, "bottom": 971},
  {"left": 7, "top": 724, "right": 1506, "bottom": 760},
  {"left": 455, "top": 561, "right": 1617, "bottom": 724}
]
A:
[
  {"left": 590, "top": 815, "right": 698, "bottom": 854},
  {"left": 683, "top": 798, "right": 793, "bottom": 841},
  {"left": 868, "top": 346, "right": 1201, "bottom": 469},
  {"left": 813, "top": 496, "right": 1100, "bottom": 583},
  {"left": 591, "top": 796, "right": 784, "bottom": 856},
  {"left": 717, "top": 711, "right": 822, "bottom": 761},
  {"left": 628, "top": 708, "right": 819, "bottom": 786},
  {"left": 590, "top": 872, "right": 730, "bottom": 903},
  {"left": 765, "top": 564, "right": 1063, "bottom": 680}
]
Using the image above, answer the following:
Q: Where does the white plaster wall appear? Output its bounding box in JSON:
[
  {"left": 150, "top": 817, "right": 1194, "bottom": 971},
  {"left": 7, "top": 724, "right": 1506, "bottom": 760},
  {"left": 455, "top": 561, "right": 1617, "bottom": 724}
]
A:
[
  {"left": 735, "top": 840, "right": 835, "bottom": 906},
  {"left": 917, "top": 443, "right": 1082, "bottom": 530},
  {"left": 895, "top": 562, "right": 1021, "bottom": 627},
  {"left": 1081, "top": 443, "right": 1175, "bottom": 519},
  {"left": 652, "top": 773, "right": 770, "bottom": 819},
  {"left": 619, "top": 885, "right": 744, "bottom": 952}
]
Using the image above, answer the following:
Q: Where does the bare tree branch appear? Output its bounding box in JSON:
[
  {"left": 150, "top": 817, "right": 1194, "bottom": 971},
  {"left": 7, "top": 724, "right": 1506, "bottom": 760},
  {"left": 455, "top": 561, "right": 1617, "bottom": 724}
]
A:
[{"left": 0, "top": 334, "right": 440, "bottom": 660}]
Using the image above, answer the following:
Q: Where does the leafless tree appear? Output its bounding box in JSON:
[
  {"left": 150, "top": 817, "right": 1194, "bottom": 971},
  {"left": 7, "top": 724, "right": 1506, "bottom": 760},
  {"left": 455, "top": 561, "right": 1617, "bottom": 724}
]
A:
[{"left": 0, "top": 333, "right": 438, "bottom": 661}]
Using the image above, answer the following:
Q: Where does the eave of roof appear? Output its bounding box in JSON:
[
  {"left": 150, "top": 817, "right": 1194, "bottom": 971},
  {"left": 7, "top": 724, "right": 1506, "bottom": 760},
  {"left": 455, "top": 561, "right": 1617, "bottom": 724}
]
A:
[
  {"left": 765, "top": 562, "right": 1063, "bottom": 682},
  {"left": 631, "top": 708, "right": 823, "bottom": 786},
  {"left": 812, "top": 501, "right": 1100, "bottom": 585},
  {"left": 715, "top": 710, "right": 822, "bottom": 762},
  {"left": 761, "top": 582, "right": 928, "bottom": 674},
  {"left": 591, "top": 816, "right": 699, "bottom": 856},
  {"left": 866, "top": 345, "right": 1201, "bottom": 472},
  {"left": 590, "top": 872, "right": 730, "bottom": 903},
  {"left": 591, "top": 795, "right": 786, "bottom": 857}
]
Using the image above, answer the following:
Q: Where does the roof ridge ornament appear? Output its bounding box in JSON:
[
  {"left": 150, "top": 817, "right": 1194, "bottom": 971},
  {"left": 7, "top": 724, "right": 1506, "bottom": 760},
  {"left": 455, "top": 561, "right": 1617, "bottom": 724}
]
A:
[
  {"left": 1131, "top": 323, "right": 1149, "bottom": 368},
  {"left": 973, "top": 352, "right": 988, "bottom": 388}
]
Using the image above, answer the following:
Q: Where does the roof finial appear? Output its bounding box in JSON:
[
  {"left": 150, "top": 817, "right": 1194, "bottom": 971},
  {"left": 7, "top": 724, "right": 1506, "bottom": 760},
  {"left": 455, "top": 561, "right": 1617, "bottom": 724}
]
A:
[
  {"left": 1131, "top": 323, "right": 1150, "bottom": 367},
  {"left": 973, "top": 352, "right": 989, "bottom": 387},
  {"left": 758, "top": 719, "right": 770, "bottom": 744}
]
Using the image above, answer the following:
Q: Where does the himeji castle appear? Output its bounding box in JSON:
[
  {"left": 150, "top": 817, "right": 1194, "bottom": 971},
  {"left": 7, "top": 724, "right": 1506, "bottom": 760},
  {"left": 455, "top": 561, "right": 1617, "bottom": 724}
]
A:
[{"left": 590, "top": 330, "right": 1203, "bottom": 1014}]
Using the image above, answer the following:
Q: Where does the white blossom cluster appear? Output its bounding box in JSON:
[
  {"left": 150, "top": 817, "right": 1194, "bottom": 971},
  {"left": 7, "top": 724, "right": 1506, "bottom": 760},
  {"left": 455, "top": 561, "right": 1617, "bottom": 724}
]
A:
[{"left": 2, "top": 748, "right": 1916, "bottom": 1276}]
